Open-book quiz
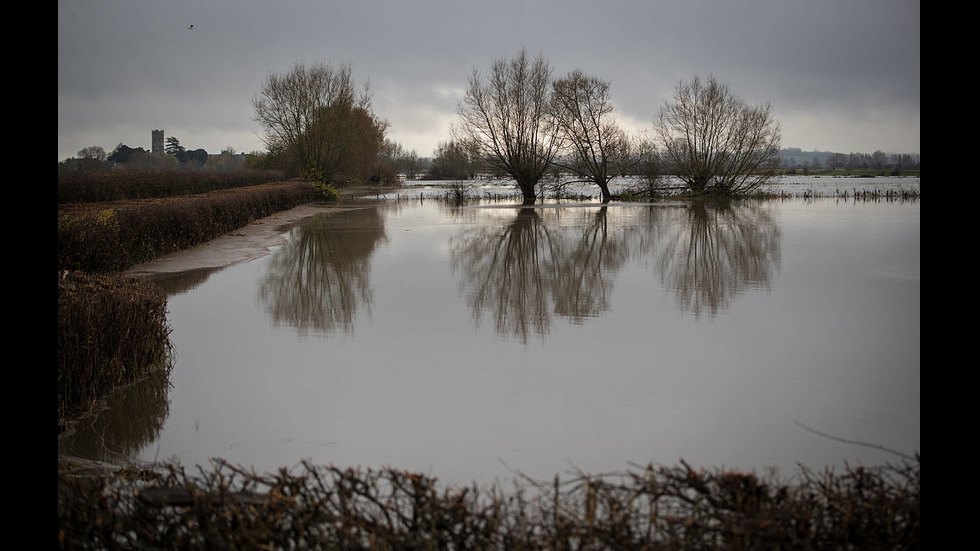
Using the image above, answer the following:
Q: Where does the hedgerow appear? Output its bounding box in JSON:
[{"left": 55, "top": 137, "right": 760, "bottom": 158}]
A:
[
  {"left": 57, "top": 181, "right": 316, "bottom": 273},
  {"left": 57, "top": 456, "right": 920, "bottom": 550}
]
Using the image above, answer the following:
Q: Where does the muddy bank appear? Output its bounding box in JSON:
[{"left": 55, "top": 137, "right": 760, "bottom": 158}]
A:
[{"left": 123, "top": 202, "right": 370, "bottom": 277}]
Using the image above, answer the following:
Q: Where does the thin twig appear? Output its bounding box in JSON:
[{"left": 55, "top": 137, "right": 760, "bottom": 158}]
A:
[{"left": 794, "top": 421, "right": 916, "bottom": 462}]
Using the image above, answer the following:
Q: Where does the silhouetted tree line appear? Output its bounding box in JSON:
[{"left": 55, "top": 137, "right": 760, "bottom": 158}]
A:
[
  {"left": 59, "top": 139, "right": 259, "bottom": 175},
  {"left": 779, "top": 148, "right": 920, "bottom": 173},
  {"left": 163, "top": 136, "right": 208, "bottom": 165}
]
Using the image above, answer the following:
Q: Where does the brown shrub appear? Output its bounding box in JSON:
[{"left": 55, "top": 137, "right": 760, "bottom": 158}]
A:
[
  {"left": 58, "top": 182, "right": 316, "bottom": 272},
  {"left": 57, "top": 169, "right": 285, "bottom": 203},
  {"left": 57, "top": 271, "right": 173, "bottom": 425},
  {"left": 57, "top": 456, "right": 919, "bottom": 550}
]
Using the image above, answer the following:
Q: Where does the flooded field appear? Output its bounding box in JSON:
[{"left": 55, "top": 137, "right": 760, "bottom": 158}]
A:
[{"left": 59, "top": 176, "right": 920, "bottom": 488}]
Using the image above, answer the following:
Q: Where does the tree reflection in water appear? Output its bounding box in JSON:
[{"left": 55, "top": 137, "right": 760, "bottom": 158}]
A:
[
  {"left": 451, "top": 200, "right": 781, "bottom": 342},
  {"left": 258, "top": 200, "right": 780, "bottom": 342},
  {"left": 653, "top": 200, "right": 781, "bottom": 319},
  {"left": 451, "top": 206, "right": 630, "bottom": 344},
  {"left": 258, "top": 208, "right": 387, "bottom": 336}
]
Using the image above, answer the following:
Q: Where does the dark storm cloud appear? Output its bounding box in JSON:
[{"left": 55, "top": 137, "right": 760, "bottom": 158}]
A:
[{"left": 58, "top": 0, "right": 919, "bottom": 161}]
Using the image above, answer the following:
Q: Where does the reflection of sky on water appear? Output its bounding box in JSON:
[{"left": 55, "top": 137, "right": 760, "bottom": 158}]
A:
[{"left": 69, "top": 194, "right": 918, "bottom": 488}]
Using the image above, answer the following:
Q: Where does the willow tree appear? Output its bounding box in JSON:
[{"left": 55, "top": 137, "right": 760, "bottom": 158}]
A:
[
  {"left": 252, "top": 61, "right": 385, "bottom": 182},
  {"left": 456, "top": 48, "right": 562, "bottom": 204},
  {"left": 656, "top": 74, "right": 781, "bottom": 195},
  {"left": 551, "top": 70, "right": 635, "bottom": 203}
]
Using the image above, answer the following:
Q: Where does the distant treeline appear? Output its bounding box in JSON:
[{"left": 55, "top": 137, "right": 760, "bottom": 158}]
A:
[{"left": 778, "top": 148, "right": 920, "bottom": 172}]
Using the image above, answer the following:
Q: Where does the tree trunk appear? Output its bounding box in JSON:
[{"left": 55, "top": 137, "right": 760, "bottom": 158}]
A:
[
  {"left": 516, "top": 179, "right": 537, "bottom": 204},
  {"left": 598, "top": 182, "right": 612, "bottom": 203}
]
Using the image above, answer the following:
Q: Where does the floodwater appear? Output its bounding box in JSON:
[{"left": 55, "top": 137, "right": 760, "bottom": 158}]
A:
[{"left": 59, "top": 176, "right": 920, "bottom": 488}]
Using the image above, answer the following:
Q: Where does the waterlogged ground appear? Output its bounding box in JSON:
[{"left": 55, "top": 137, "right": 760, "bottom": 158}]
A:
[
  {"left": 391, "top": 174, "right": 921, "bottom": 201},
  {"left": 60, "top": 176, "right": 920, "bottom": 487}
]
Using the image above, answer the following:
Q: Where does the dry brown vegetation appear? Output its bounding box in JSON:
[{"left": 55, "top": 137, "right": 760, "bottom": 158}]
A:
[
  {"left": 57, "top": 169, "right": 285, "bottom": 203},
  {"left": 58, "top": 181, "right": 316, "bottom": 273},
  {"left": 57, "top": 271, "right": 173, "bottom": 427},
  {"left": 58, "top": 456, "right": 919, "bottom": 550}
]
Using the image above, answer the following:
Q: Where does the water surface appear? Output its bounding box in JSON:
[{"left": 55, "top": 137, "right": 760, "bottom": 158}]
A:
[{"left": 60, "top": 181, "right": 920, "bottom": 487}]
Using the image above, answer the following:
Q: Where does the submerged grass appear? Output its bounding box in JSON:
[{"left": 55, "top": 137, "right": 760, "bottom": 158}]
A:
[
  {"left": 761, "top": 187, "right": 922, "bottom": 201},
  {"left": 613, "top": 185, "right": 921, "bottom": 203}
]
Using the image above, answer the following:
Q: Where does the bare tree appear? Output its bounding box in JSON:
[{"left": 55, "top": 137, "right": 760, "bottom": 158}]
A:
[
  {"left": 429, "top": 139, "right": 480, "bottom": 180},
  {"left": 551, "top": 70, "right": 636, "bottom": 202},
  {"left": 400, "top": 150, "right": 423, "bottom": 180},
  {"left": 252, "top": 61, "right": 384, "bottom": 182},
  {"left": 456, "top": 48, "right": 562, "bottom": 204},
  {"left": 656, "top": 74, "right": 781, "bottom": 195}
]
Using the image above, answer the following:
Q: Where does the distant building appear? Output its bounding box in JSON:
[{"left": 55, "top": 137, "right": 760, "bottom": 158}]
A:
[{"left": 151, "top": 129, "right": 164, "bottom": 155}]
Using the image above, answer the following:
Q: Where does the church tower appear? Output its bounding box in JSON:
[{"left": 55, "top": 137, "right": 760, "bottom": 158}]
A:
[{"left": 151, "top": 129, "right": 164, "bottom": 155}]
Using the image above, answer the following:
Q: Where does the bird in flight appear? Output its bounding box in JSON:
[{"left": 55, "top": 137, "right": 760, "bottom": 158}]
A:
[{"left": 188, "top": 24, "right": 194, "bottom": 30}]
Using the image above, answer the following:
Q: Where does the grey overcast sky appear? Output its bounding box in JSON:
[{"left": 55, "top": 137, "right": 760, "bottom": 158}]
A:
[{"left": 58, "top": 0, "right": 919, "bottom": 162}]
